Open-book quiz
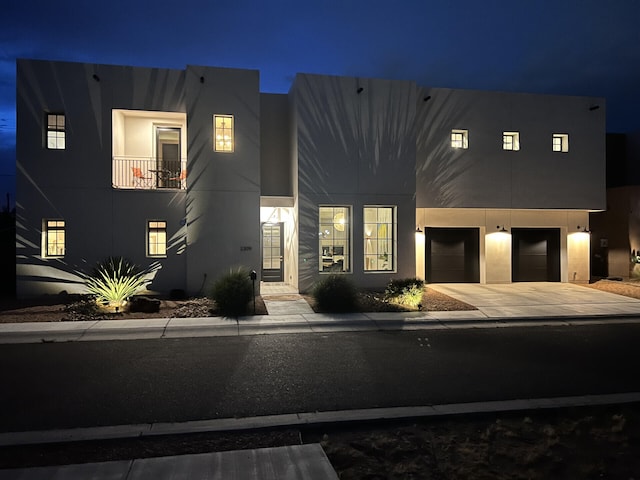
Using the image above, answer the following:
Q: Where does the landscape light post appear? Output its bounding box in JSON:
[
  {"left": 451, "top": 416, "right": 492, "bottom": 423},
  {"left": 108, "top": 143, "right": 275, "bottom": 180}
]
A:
[{"left": 250, "top": 270, "right": 257, "bottom": 314}]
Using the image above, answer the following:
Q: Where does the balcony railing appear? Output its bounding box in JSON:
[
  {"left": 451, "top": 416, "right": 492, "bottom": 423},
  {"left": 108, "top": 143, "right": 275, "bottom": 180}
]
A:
[{"left": 113, "top": 157, "right": 187, "bottom": 190}]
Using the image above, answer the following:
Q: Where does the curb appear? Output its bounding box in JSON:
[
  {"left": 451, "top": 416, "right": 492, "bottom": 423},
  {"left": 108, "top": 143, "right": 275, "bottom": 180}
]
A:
[{"left": 2, "top": 392, "right": 640, "bottom": 447}]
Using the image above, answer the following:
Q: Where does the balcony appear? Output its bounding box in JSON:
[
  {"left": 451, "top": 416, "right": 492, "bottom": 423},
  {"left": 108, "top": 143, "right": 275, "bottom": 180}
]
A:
[{"left": 112, "top": 157, "right": 187, "bottom": 190}]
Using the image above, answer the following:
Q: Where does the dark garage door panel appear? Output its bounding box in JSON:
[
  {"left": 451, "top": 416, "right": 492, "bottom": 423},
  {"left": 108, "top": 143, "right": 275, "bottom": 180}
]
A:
[
  {"left": 426, "top": 228, "right": 479, "bottom": 283},
  {"left": 512, "top": 229, "right": 560, "bottom": 282}
]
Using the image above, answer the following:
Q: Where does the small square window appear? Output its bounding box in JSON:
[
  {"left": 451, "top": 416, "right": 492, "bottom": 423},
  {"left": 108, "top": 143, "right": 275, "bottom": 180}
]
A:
[
  {"left": 214, "top": 115, "right": 234, "bottom": 152},
  {"left": 503, "top": 131, "right": 520, "bottom": 151},
  {"left": 147, "top": 220, "right": 167, "bottom": 257},
  {"left": 552, "top": 133, "right": 569, "bottom": 152},
  {"left": 46, "top": 113, "right": 66, "bottom": 150},
  {"left": 43, "top": 219, "right": 65, "bottom": 257},
  {"left": 451, "top": 129, "right": 468, "bottom": 149}
]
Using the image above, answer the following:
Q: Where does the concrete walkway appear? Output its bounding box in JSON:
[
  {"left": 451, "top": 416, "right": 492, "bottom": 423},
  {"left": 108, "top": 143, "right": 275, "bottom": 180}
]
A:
[{"left": 2, "top": 282, "right": 640, "bottom": 478}]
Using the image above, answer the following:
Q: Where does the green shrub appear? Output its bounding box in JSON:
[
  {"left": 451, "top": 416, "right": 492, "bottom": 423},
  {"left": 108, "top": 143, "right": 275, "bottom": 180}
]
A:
[
  {"left": 385, "top": 277, "right": 425, "bottom": 308},
  {"left": 209, "top": 267, "right": 254, "bottom": 317},
  {"left": 84, "top": 257, "right": 150, "bottom": 306},
  {"left": 312, "top": 275, "right": 358, "bottom": 312}
]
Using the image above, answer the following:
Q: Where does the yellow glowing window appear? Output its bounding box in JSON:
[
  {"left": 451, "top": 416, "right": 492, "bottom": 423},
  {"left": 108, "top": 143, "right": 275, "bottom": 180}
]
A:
[
  {"left": 319, "top": 206, "right": 351, "bottom": 273},
  {"left": 552, "top": 133, "right": 569, "bottom": 152},
  {"left": 503, "top": 131, "right": 520, "bottom": 151},
  {"left": 214, "top": 115, "right": 234, "bottom": 152},
  {"left": 44, "top": 220, "right": 65, "bottom": 257},
  {"left": 147, "top": 220, "right": 167, "bottom": 257},
  {"left": 451, "top": 129, "right": 468, "bottom": 149},
  {"left": 46, "top": 113, "right": 66, "bottom": 149},
  {"left": 364, "top": 206, "right": 395, "bottom": 272}
]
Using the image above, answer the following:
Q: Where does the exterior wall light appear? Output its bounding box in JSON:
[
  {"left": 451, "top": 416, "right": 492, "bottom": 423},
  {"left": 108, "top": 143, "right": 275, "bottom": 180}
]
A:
[
  {"left": 416, "top": 226, "right": 422, "bottom": 233},
  {"left": 497, "top": 225, "right": 509, "bottom": 233},
  {"left": 577, "top": 225, "right": 591, "bottom": 233},
  {"left": 357, "top": 87, "right": 364, "bottom": 94}
]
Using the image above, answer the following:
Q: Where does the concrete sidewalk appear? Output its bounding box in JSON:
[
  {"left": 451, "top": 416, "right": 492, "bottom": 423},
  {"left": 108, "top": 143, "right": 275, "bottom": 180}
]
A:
[{"left": 2, "top": 282, "right": 640, "bottom": 344}]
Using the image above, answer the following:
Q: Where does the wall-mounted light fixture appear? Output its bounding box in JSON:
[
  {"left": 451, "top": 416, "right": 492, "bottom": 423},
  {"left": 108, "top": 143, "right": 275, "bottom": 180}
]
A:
[
  {"left": 497, "top": 225, "right": 509, "bottom": 233},
  {"left": 416, "top": 226, "right": 422, "bottom": 233},
  {"left": 577, "top": 225, "right": 591, "bottom": 233},
  {"left": 357, "top": 87, "right": 364, "bottom": 94},
  {"left": 589, "top": 105, "right": 600, "bottom": 111},
  {"left": 423, "top": 95, "right": 431, "bottom": 102},
  {"left": 92, "top": 74, "right": 100, "bottom": 82},
  {"left": 200, "top": 76, "right": 205, "bottom": 84}
]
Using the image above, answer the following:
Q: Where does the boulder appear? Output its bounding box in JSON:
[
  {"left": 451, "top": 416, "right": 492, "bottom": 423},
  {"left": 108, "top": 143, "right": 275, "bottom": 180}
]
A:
[{"left": 129, "top": 296, "right": 161, "bottom": 313}]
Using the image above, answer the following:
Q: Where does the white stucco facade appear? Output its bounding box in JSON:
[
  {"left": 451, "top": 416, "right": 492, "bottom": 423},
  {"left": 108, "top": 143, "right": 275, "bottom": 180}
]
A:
[{"left": 15, "top": 59, "right": 606, "bottom": 297}]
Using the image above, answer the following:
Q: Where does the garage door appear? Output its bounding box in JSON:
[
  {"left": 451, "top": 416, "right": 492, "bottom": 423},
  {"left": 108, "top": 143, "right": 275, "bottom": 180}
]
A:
[
  {"left": 425, "top": 228, "right": 480, "bottom": 283},
  {"left": 511, "top": 228, "right": 560, "bottom": 282}
]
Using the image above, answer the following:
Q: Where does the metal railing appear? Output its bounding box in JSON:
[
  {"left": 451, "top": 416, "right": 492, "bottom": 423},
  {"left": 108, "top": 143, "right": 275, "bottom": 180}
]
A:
[{"left": 112, "top": 157, "right": 187, "bottom": 190}]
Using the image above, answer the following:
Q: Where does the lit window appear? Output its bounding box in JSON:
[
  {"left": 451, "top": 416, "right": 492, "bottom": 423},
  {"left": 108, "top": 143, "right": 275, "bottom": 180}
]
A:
[
  {"left": 147, "top": 220, "right": 167, "bottom": 257},
  {"left": 46, "top": 113, "right": 66, "bottom": 149},
  {"left": 214, "top": 115, "right": 234, "bottom": 152},
  {"left": 503, "top": 131, "right": 520, "bottom": 151},
  {"left": 451, "top": 129, "right": 468, "bottom": 149},
  {"left": 552, "top": 133, "right": 569, "bottom": 152},
  {"left": 319, "top": 206, "right": 350, "bottom": 273},
  {"left": 43, "top": 220, "right": 65, "bottom": 257},
  {"left": 364, "top": 206, "right": 396, "bottom": 272}
]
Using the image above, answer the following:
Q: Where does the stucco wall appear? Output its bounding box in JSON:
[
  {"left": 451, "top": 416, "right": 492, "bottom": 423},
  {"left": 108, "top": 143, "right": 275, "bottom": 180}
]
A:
[
  {"left": 416, "top": 87, "right": 606, "bottom": 210},
  {"left": 292, "top": 73, "right": 417, "bottom": 292}
]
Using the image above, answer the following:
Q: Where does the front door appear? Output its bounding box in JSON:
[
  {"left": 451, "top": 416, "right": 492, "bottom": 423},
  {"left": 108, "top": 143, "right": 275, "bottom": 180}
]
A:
[{"left": 262, "top": 223, "right": 284, "bottom": 282}]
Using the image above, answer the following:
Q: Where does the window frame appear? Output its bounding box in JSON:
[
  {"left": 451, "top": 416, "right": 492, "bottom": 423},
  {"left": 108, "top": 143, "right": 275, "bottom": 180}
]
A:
[
  {"left": 46, "top": 113, "right": 66, "bottom": 150},
  {"left": 552, "top": 133, "right": 569, "bottom": 153},
  {"left": 213, "top": 114, "right": 234, "bottom": 153},
  {"left": 147, "top": 220, "right": 167, "bottom": 258},
  {"left": 43, "top": 219, "right": 65, "bottom": 258},
  {"left": 363, "top": 206, "right": 396, "bottom": 273},
  {"left": 503, "top": 131, "right": 520, "bottom": 151},
  {"left": 451, "top": 129, "right": 469, "bottom": 149},
  {"left": 318, "top": 206, "right": 351, "bottom": 273}
]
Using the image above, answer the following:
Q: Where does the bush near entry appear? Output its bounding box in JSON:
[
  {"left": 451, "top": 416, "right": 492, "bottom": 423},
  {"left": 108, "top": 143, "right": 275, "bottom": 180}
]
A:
[
  {"left": 209, "top": 267, "right": 254, "bottom": 317},
  {"left": 312, "top": 274, "right": 358, "bottom": 312},
  {"left": 385, "top": 277, "right": 424, "bottom": 308}
]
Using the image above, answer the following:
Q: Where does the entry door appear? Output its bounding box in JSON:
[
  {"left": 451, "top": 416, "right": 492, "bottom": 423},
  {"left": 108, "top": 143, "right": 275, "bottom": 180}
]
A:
[
  {"left": 156, "top": 127, "right": 181, "bottom": 188},
  {"left": 262, "top": 223, "right": 284, "bottom": 282}
]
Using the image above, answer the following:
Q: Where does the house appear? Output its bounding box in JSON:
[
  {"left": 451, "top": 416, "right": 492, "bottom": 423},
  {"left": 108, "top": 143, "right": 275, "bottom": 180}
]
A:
[
  {"left": 590, "top": 130, "right": 640, "bottom": 279},
  {"left": 15, "top": 59, "right": 606, "bottom": 298}
]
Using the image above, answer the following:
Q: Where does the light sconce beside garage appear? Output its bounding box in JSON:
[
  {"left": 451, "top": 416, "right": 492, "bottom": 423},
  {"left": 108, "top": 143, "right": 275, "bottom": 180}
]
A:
[
  {"left": 577, "top": 225, "right": 591, "bottom": 233},
  {"left": 415, "top": 226, "right": 422, "bottom": 233},
  {"left": 497, "top": 225, "right": 509, "bottom": 233}
]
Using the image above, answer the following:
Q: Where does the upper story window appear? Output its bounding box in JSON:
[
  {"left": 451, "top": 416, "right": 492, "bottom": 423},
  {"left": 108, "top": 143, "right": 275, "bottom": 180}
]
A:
[
  {"left": 552, "top": 133, "right": 569, "bottom": 152},
  {"left": 147, "top": 220, "right": 167, "bottom": 257},
  {"left": 43, "top": 219, "right": 65, "bottom": 257},
  {"left": 319, "top": 206, "right": 351, "bottom": 273},
  {"left": 364, "top": 206, "right": 396, "bottom": 272},
  {"left": 214, "top": 114, "right": 234, "bottom": 152},
  {"left": 451, "top": 129, "right": 468, "bottom": 149},
  {"left": 503, "top": 131, "right": 520, "bottom": 151},
  {"left": 46, "top": 113, "right": 66, "bottom": 149}
]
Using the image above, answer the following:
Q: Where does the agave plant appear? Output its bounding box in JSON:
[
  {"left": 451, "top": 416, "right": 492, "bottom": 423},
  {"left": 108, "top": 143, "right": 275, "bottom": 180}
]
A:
[{"left": 84, "top": 257, "right": 150, "bottom": 308}]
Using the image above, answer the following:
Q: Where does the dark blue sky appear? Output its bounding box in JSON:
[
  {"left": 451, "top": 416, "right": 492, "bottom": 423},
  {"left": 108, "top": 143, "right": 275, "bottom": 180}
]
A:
[{"left": 1, "top": 0, "right": 639, "bottom": 202}]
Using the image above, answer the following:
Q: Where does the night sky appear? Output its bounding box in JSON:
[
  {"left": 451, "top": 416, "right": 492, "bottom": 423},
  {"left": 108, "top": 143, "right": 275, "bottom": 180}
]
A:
[{"left": 1, "top": 0, "right": 639, "bottom": 204}]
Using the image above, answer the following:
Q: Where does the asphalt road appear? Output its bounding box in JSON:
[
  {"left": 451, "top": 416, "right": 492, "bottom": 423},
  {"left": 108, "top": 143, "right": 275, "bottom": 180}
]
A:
[{"left": 2, "top": 322, "right": 640, "bottom": 433}]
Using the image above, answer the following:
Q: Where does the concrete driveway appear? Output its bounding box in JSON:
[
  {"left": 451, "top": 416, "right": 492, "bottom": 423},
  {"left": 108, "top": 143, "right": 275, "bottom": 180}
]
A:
[{"left": 428, "top": 282, "right": 640, "bottom": 318}]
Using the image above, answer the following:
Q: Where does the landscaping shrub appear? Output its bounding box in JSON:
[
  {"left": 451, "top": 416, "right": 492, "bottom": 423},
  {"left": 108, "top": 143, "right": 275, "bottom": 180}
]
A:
[
  {"left": 312, "top": 274, "right": 358, "bottom": 312},
  {"left": 209, "top": 267, "right": 254, "bottom": 317},
  {"left": 385, "top": 277, "right": 425, "bottom": 308},
  {"left": 84, "top": 257, "right": 150, "bottom": 308}
]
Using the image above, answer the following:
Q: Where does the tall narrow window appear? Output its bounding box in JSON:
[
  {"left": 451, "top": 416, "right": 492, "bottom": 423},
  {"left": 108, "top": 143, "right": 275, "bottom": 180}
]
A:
[
  {"left": 451, "top": 129, "right": 468, "bottom": 149},
  {"left": 552, "top": 133, "right": 569, "bottom": 152},
  {"left": 46, "top": 113, "right": 66, "bottom": 149},
  {"left": 214, "top": 114, "right": 234, "bottom": 152},
  {"left": 147, "top": 220, "right": 167, "bottom": 257},
  {"left": 364, "top": 206, "right": 395, "bottom": 271},
  {"left": 319, "top": 206, "right": 350, "bottom": 273},
  {"left": 43, "top": 220, "right": 65, "bottom": 257},
  {"left": 503, "top": 131, "right": 520, "bottom": 151}
]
